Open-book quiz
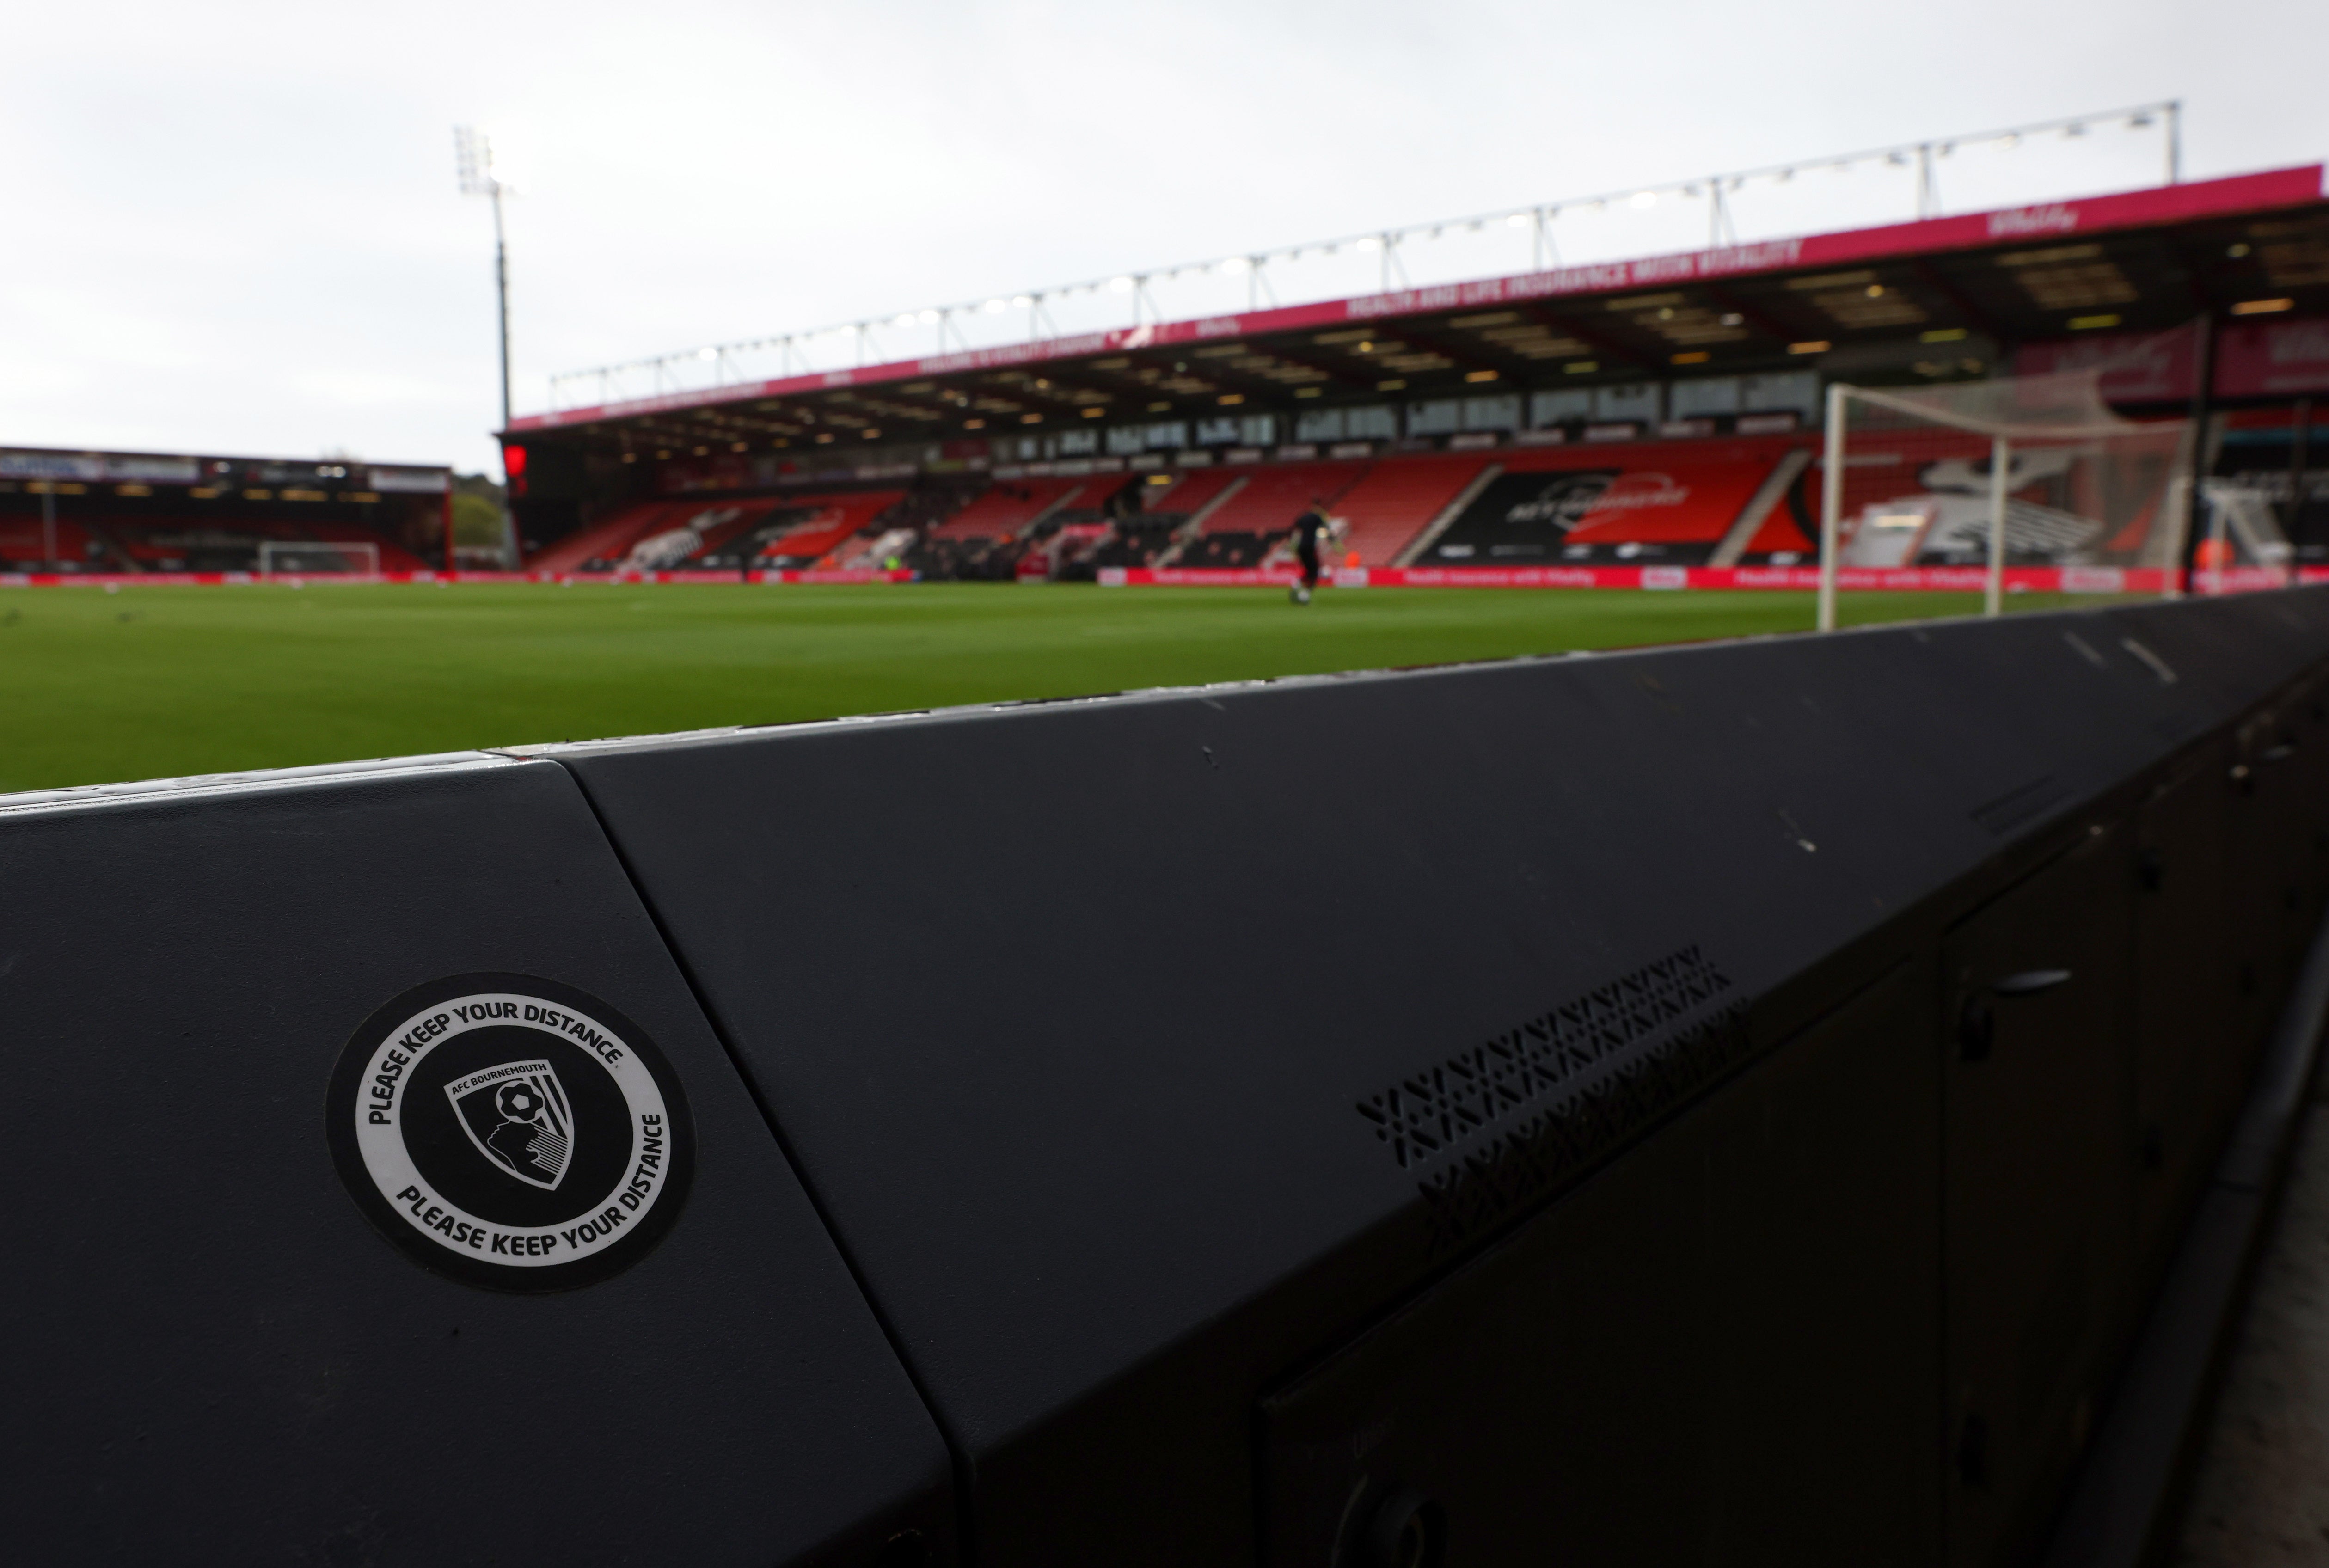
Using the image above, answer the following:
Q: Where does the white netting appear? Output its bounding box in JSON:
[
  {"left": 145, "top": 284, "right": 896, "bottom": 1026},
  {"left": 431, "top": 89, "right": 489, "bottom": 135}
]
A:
[
  {"left": 257, "top": 540, "right": 381, "bottom": 576},
  {"left": 1854, "top": 367, "right": 2144, "bottom": 440},
  {"left": 1826, "top": 367, "right": 2192, "bottom": 582}
]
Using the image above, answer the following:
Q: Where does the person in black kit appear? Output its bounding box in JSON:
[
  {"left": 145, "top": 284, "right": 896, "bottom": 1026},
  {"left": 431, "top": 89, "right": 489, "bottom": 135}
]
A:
[{"left": 1289, "top": 499, "right": 1334, "bottom": 605}]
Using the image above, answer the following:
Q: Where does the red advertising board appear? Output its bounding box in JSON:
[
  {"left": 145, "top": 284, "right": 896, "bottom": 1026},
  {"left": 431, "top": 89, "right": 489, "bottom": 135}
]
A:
[
  {"left": 2214, "top": 316, "right": 2329, "bottom": 398},
  {"left": 2016, "top": 327, "right": 2199, "bottom": 402}
]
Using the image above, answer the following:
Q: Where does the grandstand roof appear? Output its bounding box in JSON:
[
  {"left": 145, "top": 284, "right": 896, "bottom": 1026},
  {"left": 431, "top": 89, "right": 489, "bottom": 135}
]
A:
[
  {"left": 509, "top": 165, "right": 2325, "bottom": 466},
  {"left": 0, "top": 445, "right": 449, "bottom": 497}
]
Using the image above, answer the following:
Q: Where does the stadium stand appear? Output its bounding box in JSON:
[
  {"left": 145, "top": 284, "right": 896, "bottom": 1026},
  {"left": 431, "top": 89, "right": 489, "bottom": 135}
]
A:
[
  {"left": 3, "top": 494, "right": 440, "bottom": 574},
  {"left": 1194, "top": 460, "right": 1367, "bottom": 537},
  {"left": 1166, "top": 459, "right": 1368, "bottom": 568},
  {"left": 1086, "top": 512, "right": 1184, "bottom": 572},
  {"left": 0, "top": 517, "right": 96, "bottom": 569},
  {"left": 1328, "top": 453, "right": 1497, "bottom": 566},
  {"left": 677, "top": 500, "right": 790, "bottom": 566},
  {"left": 508, "top": 499, "right": 676, "bottom": 575},
  {"left": 1138, "top": 467, "right": 1241, "bottom": 520},
  {"left": 1412, "top": 437, "right": 1815, "bottom": 567},
  {"left": 710, "top": 491, "right": 906, "bottom": 569},
  {"left": 594, "top": 500, "right": 778, "bottom": 572},
  {"left": 836, "top": 483, "right": 983, "bottom": 570},
  {"left": 523, "top": 491, "right": 910, "bottom": 573},
  {"left": 499, "top": 165, "right": 2329, "bottom": 586},
  {"left": 928, "top": 478, "right": 1086, "bottom": 540},
  {"left": 1, "top": 449, "right": 455, "bottom": 574}
]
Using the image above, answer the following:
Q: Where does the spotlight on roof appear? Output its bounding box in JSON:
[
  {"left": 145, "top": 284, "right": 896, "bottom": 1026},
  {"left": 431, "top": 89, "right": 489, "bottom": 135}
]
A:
[
  {"left": 1109, "top": 276, "right": 1134, "bottom": 292},
  {"left": 1630, "top": 191, "right": 1657, "bottom": 209}
]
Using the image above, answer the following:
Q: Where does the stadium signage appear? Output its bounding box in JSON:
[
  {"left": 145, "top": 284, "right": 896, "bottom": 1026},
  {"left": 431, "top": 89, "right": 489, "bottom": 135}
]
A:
[
  {"left": 2217, "top": 316, "right": 2329, "bottom": 397},
  {"left": 1987, "top": 203, "right": 2080, "bottom": 237},
  {"left": 0, "top": 452, "right": 106, "bottom": 482},
  {"left": 326, "top": 974, "right": 693, "bottom": 1291}
]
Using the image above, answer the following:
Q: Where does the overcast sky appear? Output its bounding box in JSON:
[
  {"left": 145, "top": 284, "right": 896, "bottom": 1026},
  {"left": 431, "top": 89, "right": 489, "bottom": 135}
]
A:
[{"left": 4, "top": 0, "right": 2323, "bottom": 477}]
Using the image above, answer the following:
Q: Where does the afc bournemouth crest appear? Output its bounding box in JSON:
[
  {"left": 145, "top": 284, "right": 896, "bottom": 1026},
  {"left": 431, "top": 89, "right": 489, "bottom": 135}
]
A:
[{"left": 326, "top": 974, "right": 694, "bottom": 1291}]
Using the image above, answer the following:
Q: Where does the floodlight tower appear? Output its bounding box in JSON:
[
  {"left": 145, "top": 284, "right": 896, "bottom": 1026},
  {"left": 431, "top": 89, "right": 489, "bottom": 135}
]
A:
[{"left": 454, "top": 126, "right": 513, "bottom": 434}]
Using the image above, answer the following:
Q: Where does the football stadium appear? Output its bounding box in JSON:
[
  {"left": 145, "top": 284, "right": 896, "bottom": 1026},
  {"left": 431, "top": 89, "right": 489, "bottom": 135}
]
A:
[
  {"left": 4, "top": 131, "right": 2327, "bottom": 789},
  {"left": 15, "top": 49, "right": 2329, "bottom": 1568}
]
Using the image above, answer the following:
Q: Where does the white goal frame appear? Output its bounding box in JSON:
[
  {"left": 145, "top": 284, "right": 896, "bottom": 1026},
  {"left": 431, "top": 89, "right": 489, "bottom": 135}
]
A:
[
  {"left": 257, "top": 540, "right": 381, "bottom": 577},
  {"left": 1817, "top": 380, "right": 2191, "bottom": 632}
]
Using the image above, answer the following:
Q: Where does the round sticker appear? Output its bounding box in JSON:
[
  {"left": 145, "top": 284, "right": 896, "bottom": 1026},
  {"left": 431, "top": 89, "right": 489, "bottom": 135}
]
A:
[{"left": 326, "top": 974, "right": 693, "bottom": 1291}]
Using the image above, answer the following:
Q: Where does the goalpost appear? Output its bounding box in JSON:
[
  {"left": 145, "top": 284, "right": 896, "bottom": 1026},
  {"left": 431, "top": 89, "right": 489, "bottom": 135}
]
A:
[
  {"left": 1816, "top": 369, "right": 2193, "bottom": 631},
  {"left": 257, "top": 540, "right": 381, "bottom": 577}
]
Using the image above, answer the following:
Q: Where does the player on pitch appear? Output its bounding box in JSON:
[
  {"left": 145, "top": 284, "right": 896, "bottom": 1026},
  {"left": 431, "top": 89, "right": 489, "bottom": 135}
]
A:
[{"left": 1287, "top": 499, "right": 1341, "bottom": 606}]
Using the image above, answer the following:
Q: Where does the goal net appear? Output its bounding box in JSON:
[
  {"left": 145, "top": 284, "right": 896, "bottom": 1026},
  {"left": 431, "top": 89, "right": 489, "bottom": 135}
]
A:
[
  {"left": 1818, "top": 368, "right": 2192, "bottom": 629},
  {"left": 257, "top": 540, "right": 381, "bottom": 577}
]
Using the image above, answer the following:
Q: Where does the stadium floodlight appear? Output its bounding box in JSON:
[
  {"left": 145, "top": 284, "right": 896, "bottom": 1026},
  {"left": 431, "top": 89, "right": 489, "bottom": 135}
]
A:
[
  {"left": 453, "top": 126, "right": 513, "bottom": 435},
  {"left": 1630, "top": 190, "right": 1657, "bottom": 209}
]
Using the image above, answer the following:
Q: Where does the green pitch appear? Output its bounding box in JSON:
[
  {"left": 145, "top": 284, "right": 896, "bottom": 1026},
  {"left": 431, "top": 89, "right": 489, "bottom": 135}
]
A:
[{"left": 0, "top": 582, "right": 2114, "bottom": 792}]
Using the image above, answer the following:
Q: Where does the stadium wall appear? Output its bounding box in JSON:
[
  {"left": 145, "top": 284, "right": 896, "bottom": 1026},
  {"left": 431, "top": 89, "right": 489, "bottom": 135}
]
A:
[{"left": 6, "top": 590, "right": 2329, "bottom": 1565}]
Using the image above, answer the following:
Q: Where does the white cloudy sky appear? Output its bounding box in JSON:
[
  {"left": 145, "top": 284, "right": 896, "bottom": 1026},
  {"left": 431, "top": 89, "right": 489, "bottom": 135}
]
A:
[{"left": 3, "top": 0, "right": 2322, "bottom": 477}]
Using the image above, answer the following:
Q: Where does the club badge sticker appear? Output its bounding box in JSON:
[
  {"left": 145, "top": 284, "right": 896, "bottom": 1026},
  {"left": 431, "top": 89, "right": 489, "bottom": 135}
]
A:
[{"left": 327, "top": 974, "right": 693, "bottom": 1291}]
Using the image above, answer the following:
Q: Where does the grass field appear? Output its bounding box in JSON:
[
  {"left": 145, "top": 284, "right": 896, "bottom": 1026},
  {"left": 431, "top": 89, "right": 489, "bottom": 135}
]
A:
[{"left": 0, "top": 582, "right": 2114, "bottom": 792}]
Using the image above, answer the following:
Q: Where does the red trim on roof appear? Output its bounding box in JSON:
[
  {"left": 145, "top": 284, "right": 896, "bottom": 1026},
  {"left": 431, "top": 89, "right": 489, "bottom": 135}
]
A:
[{"left": 510, "top": 165, "right": 2325, "bottom": 435}]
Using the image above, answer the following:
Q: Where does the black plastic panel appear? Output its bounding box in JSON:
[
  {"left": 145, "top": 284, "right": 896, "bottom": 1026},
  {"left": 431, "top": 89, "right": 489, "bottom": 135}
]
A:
[
  {"left": 545, "top": 589, "right": 2329, "bottom": 1564},
  {"left": 1260, "top": 962, "right": 1942, "bottom": 1567},
  {"left": 0, "top": 760, "right": 953, "bottom": 1567}
]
